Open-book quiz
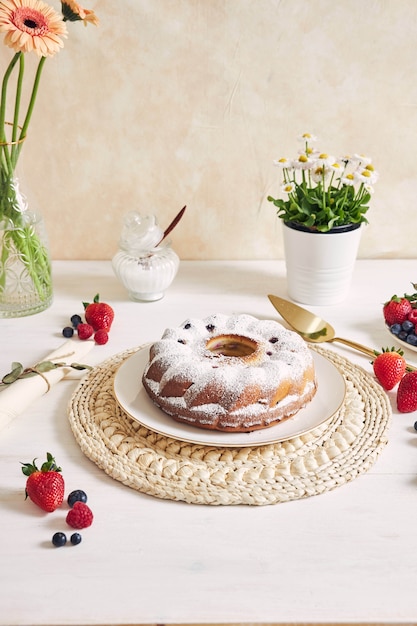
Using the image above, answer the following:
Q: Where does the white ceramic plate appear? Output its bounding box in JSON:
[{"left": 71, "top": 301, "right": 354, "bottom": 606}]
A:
[
  {"left": 385, "top": 324, "right": 417, "bottom": 353},
  {"left": 113, "top": 347, "right": 346, "bottom": 448}
]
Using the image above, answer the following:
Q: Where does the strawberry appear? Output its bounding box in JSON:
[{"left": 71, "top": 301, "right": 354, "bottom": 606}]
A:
[
  {"left": 83, "top": 294, "right": 114, "bottom": 332},
  {"left": 66, "top": 501, "right": 94, "bottom": 528},
  {"left": 397, "top": 371, "right": 417, "bottom": 412},
  {"left": 372, "top": 347, "right": 406, "bottom": 391},
  {"left": 21, "top": 452, "right": 64, "bottom": 512},
  {"left": 383, "top": 296, "right": 412, "bottom": 326},
  {"left": 77, "top": 323, "right": 94, "bottom": 340}
]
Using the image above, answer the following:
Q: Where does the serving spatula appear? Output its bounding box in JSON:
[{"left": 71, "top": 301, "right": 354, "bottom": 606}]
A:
[{"left": 268, "top": 294, "right": 416, "bottom": 370}]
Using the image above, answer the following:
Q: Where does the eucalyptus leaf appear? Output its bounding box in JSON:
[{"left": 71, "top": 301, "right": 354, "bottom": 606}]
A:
[
  {"left": 2, "top": 362, "right": 24, "bottom": 384},
  {"left": 70, "top": 362, "right": 93, "bottom": 371},
  {"left": 34, "top": 361, "right": 60, "bottom": 373}
]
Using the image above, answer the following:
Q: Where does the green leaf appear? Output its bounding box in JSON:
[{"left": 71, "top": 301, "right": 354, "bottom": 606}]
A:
[
  {"left": 34, "top": 360, "right": 59, "bottom": 373},
  {"left": 2, "top": 362, "right": 24, "bottom": 384}
]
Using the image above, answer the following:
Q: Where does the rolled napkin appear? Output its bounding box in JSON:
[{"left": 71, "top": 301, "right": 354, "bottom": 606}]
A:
[{"left": 0, "top": 339, "right": 94, "bottom": 432}]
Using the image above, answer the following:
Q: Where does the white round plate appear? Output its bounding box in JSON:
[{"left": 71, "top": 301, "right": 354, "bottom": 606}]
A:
[
  {"left": 113, "top": 347, "right": 346, "bottom": 448},
  {"left": 385, "top": 324, "right": 417, "bottom": 353}
]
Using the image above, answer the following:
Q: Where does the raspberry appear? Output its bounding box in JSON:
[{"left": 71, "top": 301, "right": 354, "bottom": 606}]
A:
[
  {"left": 77, "top": 323, "right": 94, "bottom": 340},
  {"left": 408, "top": 309, "right": 417, "bottom": 324},
  {"left": 66, "top": 501, "right": 94, "bottom": 529},
  {"left": 94, "top": 329, "right": 109, "bottom": 345}
]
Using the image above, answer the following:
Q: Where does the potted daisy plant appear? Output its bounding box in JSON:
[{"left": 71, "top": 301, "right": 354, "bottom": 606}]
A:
[
  {"left": 0, "top": 0, "right": 98, "bottom": 317},
  {"left": 267, "top": 133, "right": 378, "bottom": 305}
]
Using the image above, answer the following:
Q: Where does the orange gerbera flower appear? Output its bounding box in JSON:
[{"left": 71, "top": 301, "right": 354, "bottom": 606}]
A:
[
  {"left": 0, "top": 0, "right": 67, "bottom": 57},
  {"left": 61, "top": 0, "right": 99, "bottom": 26}
]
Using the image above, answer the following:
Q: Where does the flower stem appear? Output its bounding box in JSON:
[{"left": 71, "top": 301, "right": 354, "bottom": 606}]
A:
[
  {"left": 11, "top": 54, "right": 24, "bottom": 167},
  {"left": 19, "top": 56, "right": 46, "bottom": 144},
  {"left": 0, "top": 53, "right": 21, "bottom": 175}
]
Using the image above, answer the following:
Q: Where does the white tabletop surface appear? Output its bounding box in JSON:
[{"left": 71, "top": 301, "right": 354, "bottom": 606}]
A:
[{"left": 1, "top": 259, "right": 417, "bottom": 626}]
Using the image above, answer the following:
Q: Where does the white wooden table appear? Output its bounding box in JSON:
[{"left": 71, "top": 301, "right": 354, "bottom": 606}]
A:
[{"left": 1, "top": 259, "right": 417, "bottom": 626}]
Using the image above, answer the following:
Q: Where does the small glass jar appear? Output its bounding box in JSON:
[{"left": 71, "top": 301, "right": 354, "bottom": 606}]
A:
[
  {"left": 112, "top": 212, "right": 180, "bottom": 301},
  {"left": 112, "top": 243, "right": 179, "bottom": 302}
]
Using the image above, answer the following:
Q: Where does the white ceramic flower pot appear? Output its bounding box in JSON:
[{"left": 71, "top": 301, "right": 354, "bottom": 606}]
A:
[{"left": 282, "top": 221, "right": 362, "bottom": 306}]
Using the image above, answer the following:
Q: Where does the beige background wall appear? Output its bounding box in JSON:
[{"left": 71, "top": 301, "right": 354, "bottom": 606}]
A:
[{"left": 3, "top": 0, "right": 417, "bottom": 260}]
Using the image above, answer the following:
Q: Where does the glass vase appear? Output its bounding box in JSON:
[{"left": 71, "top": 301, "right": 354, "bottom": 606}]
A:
[{"left": 0, "top": 140, "right": 53, "bottom": 317}]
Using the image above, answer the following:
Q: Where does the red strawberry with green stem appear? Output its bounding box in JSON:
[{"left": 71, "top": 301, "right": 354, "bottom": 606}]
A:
[
  {"left": 83, "top": 294, "right": 114, "bottom": 332},
  {"left": 383, "top": 297, "right": 413, "bottom": 326},
  {"left": 372, "top": 347, "right": 407, "bottom": 391},
  {"left": 383, "top": 283, "right": 417, "bottom": 326},
  {"left": 397, "top": 371, "right": 417, "bottom": 412},
  {"left": 21, "top": 452, "right": 65, "bottom": 512}
]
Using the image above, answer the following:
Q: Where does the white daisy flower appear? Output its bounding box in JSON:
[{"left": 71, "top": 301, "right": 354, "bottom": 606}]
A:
[
  {"left": 281, "top": 182, "right": 296, "bottom": 194},
  {"left": 311, "top": 165, "right": 331, "bottom": 183},
  {"left": 329, "top": 159, "right": 344, "bottom": 172},
  {"left": 355, "top": 168, "right": 378, "bottom": 184},
  {"left": 364, "top": 184, "right": 375, "bottom": 194},
  {"left": 273, "top": 157, "right": 291, "bottom": 168},
  {"left": 298, "top": 146, "right": 320, "bottom": 158},
  {"left": 292, "top": 154, "right": 315, "bottom": 170},
  {"left": 352, "top": 153, "right": 373, "bottom": 166},
  {"left": 341, "top": 173, "right": 356, "bottom": 186},
  {"left": 297, "top": 132, "right": 317, "bottom": 143},
  {"left": 315, "top": 152, "right": 336, "bottom": 167},
  {"left": 364, "top": 163, "right": 379, "bottom": 180}
]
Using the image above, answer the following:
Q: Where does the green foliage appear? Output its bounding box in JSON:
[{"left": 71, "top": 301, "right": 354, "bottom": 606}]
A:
[
  {"left": 268, "top": 135, "right": 377, "bottom": 232},
  {"left": 1, "top": 360, "right": 92, "bottom": 387},
  {"left": 267, "top": 181, "right": 371, "bottom": 232}
]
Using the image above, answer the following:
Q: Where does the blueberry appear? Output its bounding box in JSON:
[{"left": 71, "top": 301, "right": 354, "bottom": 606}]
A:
[
  {"left": 52, "top": 532, "right": 67, "bottom": 547},
  {"left": 414, "top": 421, "right": 417, "bottom": 432},
  {"left": 406, "top": 334, "right": 417, "bottom": 346},
  {"left": 390, "top": 323, "right": 402, "bottom": 336},
  {"left": 70, "top": 533, "right": 82, "bottom": 546},
  {"left": 184, "top": 323, "right": 191, "bottom": 329},
  {"left": 398, "top": 331, "right": 408, "bottom": 341},
  {"left": 67, "top": 489, "right": 88, "bottom": 507},
  {"left": 71, "top": 314, "right": 82, "bottom": 328},
  {"left": 206, "top": 324, "right": 215, "bottom": 332},
  {"left": 402, "top": 320, "right": 414, "bottom": 333},
  {"left": 62, "top": 326, "right": 74, "bottom": 338}
]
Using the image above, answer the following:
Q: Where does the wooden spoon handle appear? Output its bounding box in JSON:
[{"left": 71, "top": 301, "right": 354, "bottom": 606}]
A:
[{"left": 157, "top": 205, "right": 186, "bottom": 245}]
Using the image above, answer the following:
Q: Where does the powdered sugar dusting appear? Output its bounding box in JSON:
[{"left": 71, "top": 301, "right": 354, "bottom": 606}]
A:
[{"left": 142, "top": 313, "right": 316, "bottom": 432}]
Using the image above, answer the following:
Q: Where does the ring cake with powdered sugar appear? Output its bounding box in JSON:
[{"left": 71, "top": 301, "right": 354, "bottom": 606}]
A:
[{"left": 141, "top": 313, "right": 317, "bottom": 433}]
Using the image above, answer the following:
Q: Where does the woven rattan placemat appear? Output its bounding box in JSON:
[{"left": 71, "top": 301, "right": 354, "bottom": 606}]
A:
[{"left": 68, "top": 345, "right": 391, "bottom": 506}]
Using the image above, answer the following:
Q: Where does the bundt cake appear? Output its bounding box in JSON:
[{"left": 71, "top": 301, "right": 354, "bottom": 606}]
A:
[{"left": 142, "top": 313, "right": 317, "bottom": 433}]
